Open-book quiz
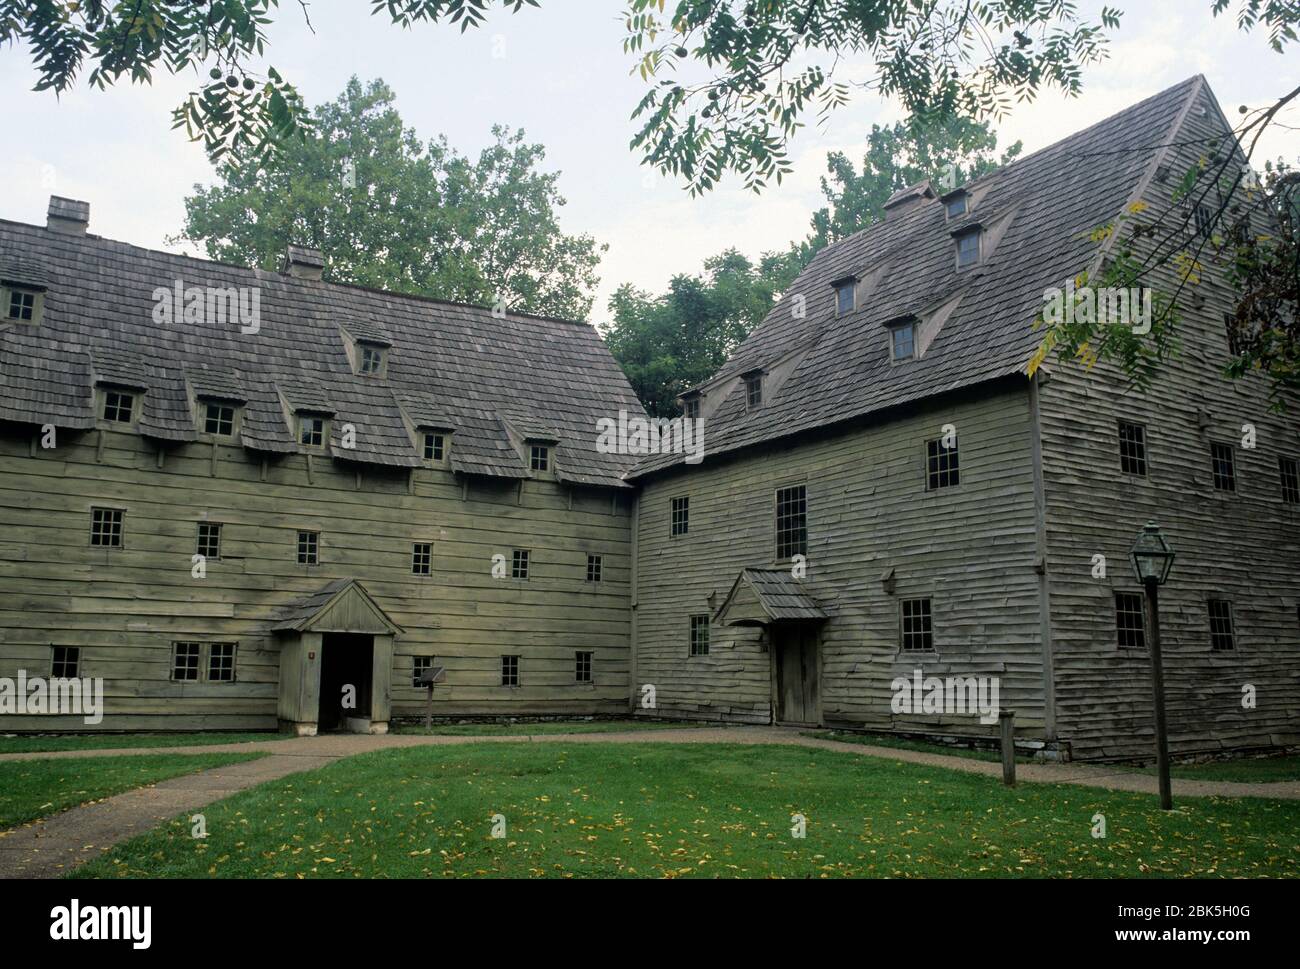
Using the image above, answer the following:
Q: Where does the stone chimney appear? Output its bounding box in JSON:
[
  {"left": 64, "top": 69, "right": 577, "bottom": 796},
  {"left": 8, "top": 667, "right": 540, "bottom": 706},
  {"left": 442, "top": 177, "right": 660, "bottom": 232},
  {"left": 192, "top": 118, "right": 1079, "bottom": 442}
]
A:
[
  {"left": 47, "top": 196, "right": 90, "bottom": 235},
  {"left": 882, "top": 180, "right": 935, "bottom": 221},
  {"left": 282, "top": 244, "right": 325, "bottom": 280}
]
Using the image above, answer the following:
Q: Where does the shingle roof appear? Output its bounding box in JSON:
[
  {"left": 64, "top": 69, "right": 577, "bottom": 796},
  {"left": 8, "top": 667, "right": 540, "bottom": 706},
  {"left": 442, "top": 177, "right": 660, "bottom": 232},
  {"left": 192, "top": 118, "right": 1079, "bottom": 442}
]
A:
[
  {"left": 716, "top": 568, "right": 829, "bottom": 625},
  {"left": 630, "top": 75, "right": 1208, "bottom": 480},
  {"left": 270, "top": 577, "right": 403, "bottom": 634},
  {"left": 0, "top": 221, "right": 645, "bottom": 487}
]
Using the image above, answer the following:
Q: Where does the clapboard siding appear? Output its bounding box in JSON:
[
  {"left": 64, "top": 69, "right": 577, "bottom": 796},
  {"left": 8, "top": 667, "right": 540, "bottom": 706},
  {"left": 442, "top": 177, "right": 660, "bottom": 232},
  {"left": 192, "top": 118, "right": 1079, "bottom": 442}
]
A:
[
  {"left": 0, "top": 426, "right": 632, "bottom": 730},
  {"left": 633, "top": 383, "right": 1047, "bottom": 737},
  {"left": 1039, "top": 83, "right": 1300, "bottom": 760}
]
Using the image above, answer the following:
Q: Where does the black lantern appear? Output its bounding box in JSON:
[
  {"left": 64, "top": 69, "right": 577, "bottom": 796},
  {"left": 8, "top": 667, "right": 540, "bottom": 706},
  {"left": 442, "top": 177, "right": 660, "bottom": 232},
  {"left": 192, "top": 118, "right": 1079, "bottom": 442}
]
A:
[{"left": 1130, "top": 522, "right": 1175, "bottom": 585}]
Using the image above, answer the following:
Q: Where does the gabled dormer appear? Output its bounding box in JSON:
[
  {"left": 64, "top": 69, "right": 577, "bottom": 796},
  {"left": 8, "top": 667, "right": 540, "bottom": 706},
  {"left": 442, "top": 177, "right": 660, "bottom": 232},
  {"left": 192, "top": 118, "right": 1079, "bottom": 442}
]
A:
[
  {"left": 187, "top": 369, "right": 247, "bottom": 442},
  {"left": 680, "top": 390, "right": 703, "bottom": 420},
  {"left": 741, "top": 368, "right": 766, "bottom": 410},
  {"left": 340, "top": 323, "right": 393, "bottom": 378},
  {"left": 95, "top": 382, "right": 143, "bottom": 429},
  {"left": 940, "top": 188, "right": 970, "bottom": 220},
  {"left": 1, "top": 256, "right": 49, "bottom": 328},
  {"left": 419, "top": 425, "right": 454, "bottom": 467}
]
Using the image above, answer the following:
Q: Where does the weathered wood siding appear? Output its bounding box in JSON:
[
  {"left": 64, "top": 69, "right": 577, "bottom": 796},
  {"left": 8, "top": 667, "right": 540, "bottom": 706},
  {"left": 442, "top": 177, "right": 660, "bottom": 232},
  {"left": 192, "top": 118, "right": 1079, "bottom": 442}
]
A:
[
  {"left": 633, "top": 384, "right": 1047, "bottom": 738},
  {"left": 1039, "top": 82, "right": 1300, "bottom": 760},
  {"left": 0, "top": 426, "right": 632, "bottom": 730}
]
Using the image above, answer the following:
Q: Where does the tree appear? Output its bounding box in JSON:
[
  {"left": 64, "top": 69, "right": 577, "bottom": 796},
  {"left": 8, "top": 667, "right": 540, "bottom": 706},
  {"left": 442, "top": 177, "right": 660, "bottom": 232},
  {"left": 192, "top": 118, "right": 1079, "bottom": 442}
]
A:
[
  {"left": 601, "top": 249, "right": 798, "bottom": 415},
  {"left": 176, "top": 77, "right": 604, "bottom": 320}
]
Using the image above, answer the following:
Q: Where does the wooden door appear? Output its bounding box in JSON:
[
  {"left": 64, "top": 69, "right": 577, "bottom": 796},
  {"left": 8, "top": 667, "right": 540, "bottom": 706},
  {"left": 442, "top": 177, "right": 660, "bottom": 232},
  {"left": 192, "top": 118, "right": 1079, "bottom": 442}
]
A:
[{"left": 773, "top": 625, "right": 821, "bottom": 725}]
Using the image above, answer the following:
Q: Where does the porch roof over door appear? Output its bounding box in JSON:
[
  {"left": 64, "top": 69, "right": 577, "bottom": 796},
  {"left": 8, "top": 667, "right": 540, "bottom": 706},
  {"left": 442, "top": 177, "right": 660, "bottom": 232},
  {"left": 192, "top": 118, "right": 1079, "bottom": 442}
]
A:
[
  {"left": 714, "top": 568, "right": 829, "bottom": 627},
  {"left": 271, "top": 578, "right": 404, "bottom": 635}
]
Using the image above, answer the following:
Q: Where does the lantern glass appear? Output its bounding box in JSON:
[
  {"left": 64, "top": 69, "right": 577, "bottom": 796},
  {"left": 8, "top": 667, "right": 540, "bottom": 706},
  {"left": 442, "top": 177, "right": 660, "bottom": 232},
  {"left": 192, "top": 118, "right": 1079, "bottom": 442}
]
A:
[{"left": 1130, "top": 522, "right": 1175, "bottom": 585}]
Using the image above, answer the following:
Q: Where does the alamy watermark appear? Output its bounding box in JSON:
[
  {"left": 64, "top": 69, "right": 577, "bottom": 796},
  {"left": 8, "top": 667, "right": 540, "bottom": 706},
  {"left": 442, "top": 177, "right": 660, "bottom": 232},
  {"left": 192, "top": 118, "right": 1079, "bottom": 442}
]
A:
[
  {"left": 0, "top": 671, "right": 104, "bottom": 724},
  {"left": 152, "top": 279, "right": 261, "bottom": 334},
  {"left": 1042, "top": 280, "right": 1153, "bottom": 335},
  {"left": 890, "top": 669, "right": 1000, "bottom": 725},
  {"left": 596, "top": 409, "right": 705, "bottom": 464}
]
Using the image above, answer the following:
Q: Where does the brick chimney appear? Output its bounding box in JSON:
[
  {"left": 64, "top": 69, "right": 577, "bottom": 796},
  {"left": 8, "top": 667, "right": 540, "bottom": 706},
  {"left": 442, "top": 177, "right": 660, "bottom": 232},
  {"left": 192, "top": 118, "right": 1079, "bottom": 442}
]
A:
[
  {"left": 282, "top": 244, "right": 325, "bottom": 280},
  {"left": 47, "top": 196, "right": 90, "bottom": 235}
]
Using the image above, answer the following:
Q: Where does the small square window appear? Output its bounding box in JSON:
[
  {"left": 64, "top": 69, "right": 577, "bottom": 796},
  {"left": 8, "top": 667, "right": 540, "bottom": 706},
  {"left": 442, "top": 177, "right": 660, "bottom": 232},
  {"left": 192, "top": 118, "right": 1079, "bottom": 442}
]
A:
[
  {"left": 945, "top": 195, "right": 968, "bottom": 219},
  {"left": 423, "top": 432, "right": 445, "bottom": 462},
  {"left": 900, "top": 598, "right": 933, "bottom": 651},
  {"left": 299, "top": 416, "right": 325, "bottom": 448},
  {"left": 51, "top": 645, "right": 80, "bottom": 679},
  {"left": 208, "top": 642, "right": 237, "bottom": 682},
  {"left": 413, "top": 655, "right": 434, "bottom": 688},
  {"left": 204, "top": 403, "right": 235, "bottom": 436},
  {"left": 835, "top": 282, "right": 855, "bottom": 316},
  {"left": 359, "top": 344, "right": 384, "bottom": 375},
  {"left": 530, "top": 445, "right": 550, "bottom": 472},
  {"left": 1115, "top": 592, "right": 1146, "bottom": 649},
  {"left": 775, "top": 485, "right": 807, "bottom": 560},
  {"left": 1118, "top": 421, "right": 1147, "bottom": 476},
  {"left": 689, "top": 615, "right": 710, "bottom": 656},
  {"left": 890, "top": 322, "right": 915, "bottom": 361},
  {"left": 926, "top": 437, "right": 960, "bottom": 490},
  {"left": 586, "top": 554, "right": 602, "bottom": 583},
  {"left": 102, "top": 390, "right": 135, "bottom": 424},
  {"left": 682, "top": 397, "right": 700, "bottom": 419},
  {"left": 1280, "top": 456, "right": 1300, "bottom": 505},
  {"left": 575, "top": 650, "right": 593, "bottom": 683},
  {"left": 501, "top": 654, "right": 520, "bottom": 687},
  {"left": 670, "top": 496, "right": 689, "bottom": 536},
  {"left": 297, "top": 530, "right": 319, "bottom": 565},
  {"left": 196, "top": 522, "right": 222, "bottom": 560},
  {"left": 172, "top": 642, "right": 201, "bottom": 681},
  {"left": 412, "top": 542, "right": 432, "bottom": 575},
  {"left": 91, "top": 507, "right": 124, "bottom": 548},
  {"left": 7, "top": 288, "right": 36, "bottom": 321},
  {"left": 1208, "top": 599, "right": 1235, "bottom": 651},
  {"left": 1211, "top": 442, "right": 1236, "bottom": 492},
  {"left": 512, "top": 549, "right": 530, "bottom": 579},
  {"left": 956, "top": 229, "right": 981, "bottom": 268},
  {"left": 744, "top": 373, "right": 763, "bottom": 410}
]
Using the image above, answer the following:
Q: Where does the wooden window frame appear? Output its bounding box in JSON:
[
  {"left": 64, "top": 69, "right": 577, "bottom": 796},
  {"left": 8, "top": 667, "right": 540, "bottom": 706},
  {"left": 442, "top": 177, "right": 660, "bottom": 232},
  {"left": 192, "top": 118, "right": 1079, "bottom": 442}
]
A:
[
  {"left": 955, "top": 228, "right": 981, "bottom": 268},
  {"left": 744, "top": 373, "right": 763, "bottom": 410},
  {"left": 925, "top": 436, "right": 960, "bottom": 491},
  {"left": 171, "top": 641, "right": 202, "bottom": 681},
  {"left": 296, "top": 530, "right": 320, "bottom": 565},
  {"left": 1210, "top": 441, "right": 1236, "bottom": 493},
  {"left": 944, "top": 194, "right": 968, "bottom": 219},
  {"left": 423, "top": 431, "right": 446, "bottom": 464},
  {"left": 90, "top": 507, "right": 124, "bottom": 548},
  {"left": 774, "top": 484, "right": 807, "bottom": 560},
  {"left": 575, "top": 650, "right": 593, "bottom": 684},
  {"left": 890, "top": 321, "right": 916, "bottom": 362},
  {"left": 688, "top": 614, "right": 710, "bottom": 657},
  {"left": 899, "top": 598, "right": 934, "bottom": 652},
  {"left": 835, "top": 281, "right": 855, "bottom": 317},
  {"left": 412, "top": 655, "right": 435, "bottom": 688},
  {"left": 4, "top": 285, "right": 42, "bottom": 323},
  {"left": 208, "top": 642, "right": 237, "bottom": 682},
  {"left": 412, "top": 542, "right": 432, "bottom": 576},
  {"left": 501, "top": 654, "right": 520, "bottom": 687},
  {"left": 358, "top": 343, "right": 386, "bottom": 376},
  {"left": 511, "top": 548, "right": 530, "bottom": 580},
  {"left": 101, "top": 388, "right": 136, "bottom": 424},
  {"left": 1118, "top": 420, "right": 1148, "bottom": 476},
  {"left": 1208, "top": 599, "right": 1235, "bottom": 651},
  {"left": 586, "top": 553, "right": 602, "bottom": 583},
  {"left": 529, "top": 444, "right": 550, "bottom": 472},
  {"left": 1279, "top": 455, "right": 1300, "bottom": 505},
  {"left": 670, "top": 495, "right": 690, "bottom": 537},
  {"left": 202, "top": 401, "right": 237, "bottom": 437},
  {"left": 196, "top": 521, "right": 222, "bottom": 560},
  {"left": 51, "top": 645, "right": 80, "bottom": 679},
  {"left": 682, "top": 397, "right": 700, "bottom": 419},
  {"left": 1114, "top": 591, "right": 1146, "bottom": 649},
  {"left": 297, "top": 415, "right": 327, "bottom": 450}
]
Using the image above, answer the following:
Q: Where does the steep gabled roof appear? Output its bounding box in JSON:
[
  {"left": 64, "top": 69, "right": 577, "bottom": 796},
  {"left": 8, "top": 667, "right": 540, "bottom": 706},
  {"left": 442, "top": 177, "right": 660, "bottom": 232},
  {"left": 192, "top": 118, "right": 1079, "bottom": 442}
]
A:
[
  {"left": 715, "top": 568, "right": 829, "bottom": 626},
  {"left": 0, "top": 221, "right": 646, "bottom": 487},
  {"left": 631, "top": 75, "right": 1209, "bottom": 480}
]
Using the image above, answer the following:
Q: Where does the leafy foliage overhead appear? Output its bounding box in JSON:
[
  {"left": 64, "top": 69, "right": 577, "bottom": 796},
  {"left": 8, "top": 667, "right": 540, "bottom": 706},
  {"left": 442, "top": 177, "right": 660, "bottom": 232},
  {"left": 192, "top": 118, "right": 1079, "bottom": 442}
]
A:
[{"left": 176, "top": 77, "right": 604, "bottom": 320}]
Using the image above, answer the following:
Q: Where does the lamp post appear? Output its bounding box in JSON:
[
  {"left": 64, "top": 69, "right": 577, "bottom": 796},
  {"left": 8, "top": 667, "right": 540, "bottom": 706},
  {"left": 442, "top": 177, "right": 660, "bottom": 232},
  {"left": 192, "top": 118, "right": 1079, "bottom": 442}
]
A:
[{"left": 1130, "top": 522, "right": 1176, "bottom": 810}]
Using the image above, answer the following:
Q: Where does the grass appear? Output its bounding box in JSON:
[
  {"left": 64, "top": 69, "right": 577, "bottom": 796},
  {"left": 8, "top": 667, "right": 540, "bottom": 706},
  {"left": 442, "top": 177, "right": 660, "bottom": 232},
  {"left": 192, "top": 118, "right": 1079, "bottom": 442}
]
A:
[
  {"left": 0, "top": 732, "right": 278, "bottom": 754},
  {"left": 71, "top": 742, "right": 1298, "bottom": 879},
  {"left": 805, "top": 730, "right": 1010, "bottom": 763},
  {"left": 392, "top": 719, "right": 704, "bottom": 736},
  {"left": 0, "top": 752, "right": 265, "bottom": 830}
]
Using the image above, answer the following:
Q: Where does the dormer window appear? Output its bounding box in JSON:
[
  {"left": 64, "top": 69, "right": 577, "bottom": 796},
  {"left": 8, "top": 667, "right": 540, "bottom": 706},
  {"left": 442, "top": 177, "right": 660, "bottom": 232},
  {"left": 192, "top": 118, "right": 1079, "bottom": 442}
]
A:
[
  {"left": 358, "top": 343, "right": 385, "bottom": 376},
  {"left": 744, "top": 372, "right": 763, "bottom": 410},
  {"left": 423, "top": 431, "right": 446, "bottom": 462},
  {"left": 6, "top": 287, "right": 36, "bottom": 321},
  {"left": 833, "top": 278, "right": 856, "bottom": 316},
  {"left": 955, "top": 227, "right": 981, "bottom": 268},
  {"left": 944, "top": 193, "right": 968, "bottom": 219},
  {"left": 102, "top": 390, "right": 136, "bottom": 424},
  {"left": 298, "top": 415, "right": 327, "bottom": 449},
  {"left": 203, "top": 402, "right": 236, "bottom": 437},
  {"left": 890, "top": 320, "right": 916, "bottom": 361},
  {"left": 682, "top": 396, "right": 700, "bottom": 420},
  {"left": 530, "top": 444, "right": 550, "bottom": 472}
]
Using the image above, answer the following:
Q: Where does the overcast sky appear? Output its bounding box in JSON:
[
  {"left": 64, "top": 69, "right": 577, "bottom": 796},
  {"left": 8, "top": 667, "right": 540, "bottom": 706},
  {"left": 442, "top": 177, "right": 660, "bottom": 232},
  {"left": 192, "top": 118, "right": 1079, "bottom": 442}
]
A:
[{"left": 3, "top": 1, "right": 1295, "bottom": 323}]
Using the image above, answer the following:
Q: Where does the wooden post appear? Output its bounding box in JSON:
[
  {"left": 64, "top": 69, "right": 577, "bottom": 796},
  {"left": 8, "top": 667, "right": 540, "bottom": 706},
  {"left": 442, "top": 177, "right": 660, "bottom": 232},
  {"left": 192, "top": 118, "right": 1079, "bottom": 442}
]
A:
[
  {"left": 425, "top": 684, "right": 434, "bottom": 731},
  {"left": 999, "top": 709, "right": 1016, "bottom": 786},
  {"left": 1145, "top": 578, "right": 1173, "bottom": 810}
]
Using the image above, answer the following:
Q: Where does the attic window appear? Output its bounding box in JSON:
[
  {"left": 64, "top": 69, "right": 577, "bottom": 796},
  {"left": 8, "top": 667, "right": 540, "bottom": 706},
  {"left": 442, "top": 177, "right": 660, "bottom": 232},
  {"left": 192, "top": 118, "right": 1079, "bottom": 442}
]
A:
[
  {"left": 744, "top": 373, "right": 763, "bottom": 410},
  {"left": 423, "top": 432, "right": 446, "bottom": 462},
  {"left": 944, "top": 193, "right": 968, "bottom": 219},
  {"left": 102, "top": 390, "right": 136, "bottom": 424},
  {"left": 358, "top": 343, "right": 385, "bottom": 376},
  {"left": 890, "top": 320, "right": 916, "bottom": 361},
  {"left": 204, "top": 402, "right": 236, "bottom": 437},
  {"left": 682, "top": 396, "right": 700, "bottom": 419},
  {"left": 298, "top": 415, "right": 327, "bottom": 449},
  {"left": 834, "top": 279, "right": 856, "bottom": 316},
  {"left": 955, "top": 228, "right": 981, "bottom": 268},
  {"left": 6, "top": 287, "right": 36, "bottom": 321},
  {"left": 530, "top": 444, "right": 550, "bottom": 472}
]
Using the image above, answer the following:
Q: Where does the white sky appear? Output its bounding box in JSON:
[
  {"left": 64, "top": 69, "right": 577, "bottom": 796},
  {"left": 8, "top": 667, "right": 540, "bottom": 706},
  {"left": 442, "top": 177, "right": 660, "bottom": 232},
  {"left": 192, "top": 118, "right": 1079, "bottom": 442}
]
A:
[{"left": 2, "top": 1, "right": 1296, "bottom": 323}]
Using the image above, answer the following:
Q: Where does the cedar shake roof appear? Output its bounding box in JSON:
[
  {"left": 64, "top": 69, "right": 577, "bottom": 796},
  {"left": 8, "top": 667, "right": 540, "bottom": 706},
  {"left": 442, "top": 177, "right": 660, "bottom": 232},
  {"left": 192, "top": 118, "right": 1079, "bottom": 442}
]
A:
[
  {"left": 0, "top": 220, "right": 645, "bottom": 487},
  {"left": 631, "top": 75, "right": 1211, "bottom": 480},
  {"left": 715, "top": 568, "right": 829, "bottom": 625}
]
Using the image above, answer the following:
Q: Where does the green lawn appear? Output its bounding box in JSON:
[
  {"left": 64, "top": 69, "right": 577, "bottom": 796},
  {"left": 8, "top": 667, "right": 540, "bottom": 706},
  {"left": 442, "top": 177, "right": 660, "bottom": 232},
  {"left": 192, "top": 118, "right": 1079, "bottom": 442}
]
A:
[
  {"left": 393, "top": 719, "right": 703, "bottom": 736},
  {"left": 0, "top": 732, "right": 278, "bottom": 754},
  {"left": 71, "top": 742, "right": 1298, "bottom": 879},
  {"left": 806, "top": 730, "right": 1010, "bottom": 763},
  {"left": 0, "top": 752, "right": 265, "bottom": 830}
]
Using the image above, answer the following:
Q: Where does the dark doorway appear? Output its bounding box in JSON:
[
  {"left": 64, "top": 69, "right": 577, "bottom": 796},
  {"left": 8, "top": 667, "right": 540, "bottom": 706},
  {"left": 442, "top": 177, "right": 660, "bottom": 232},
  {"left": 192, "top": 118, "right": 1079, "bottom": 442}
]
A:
[
  {"left": 318, "top": 633, "right": 374, "bottom": 731},
  {"left": 772, "top": 624, "right": 821, "bottom": 726}
]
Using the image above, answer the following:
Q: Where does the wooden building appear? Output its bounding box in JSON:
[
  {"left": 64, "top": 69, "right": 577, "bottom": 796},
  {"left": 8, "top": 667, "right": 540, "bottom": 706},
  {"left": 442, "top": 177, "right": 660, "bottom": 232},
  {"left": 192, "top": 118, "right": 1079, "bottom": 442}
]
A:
[{"left": 1, "top": 75, "right": 1296, "bottom": 758}]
